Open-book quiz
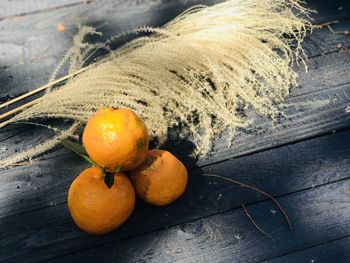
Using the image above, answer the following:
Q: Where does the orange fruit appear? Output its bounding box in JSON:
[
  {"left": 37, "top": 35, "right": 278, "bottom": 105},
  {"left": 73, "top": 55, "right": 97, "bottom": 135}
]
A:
[
  {"left": 68, "top": 167, "right": 135, "bottom": 235},
  {"left": 82, "top": 108, "right": 149, "bottom": 172},
  {"left": 130, "top": 150, "right": 188, "bottom": 206}
]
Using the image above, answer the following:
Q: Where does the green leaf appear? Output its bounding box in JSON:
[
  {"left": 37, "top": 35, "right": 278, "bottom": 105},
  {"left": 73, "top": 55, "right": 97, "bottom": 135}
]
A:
[
  {"left": 61, "top": 139, "right": 99, "bottom": 167},
  {"left": 104, "top": 171, "right": 114, "bottom": 189}
]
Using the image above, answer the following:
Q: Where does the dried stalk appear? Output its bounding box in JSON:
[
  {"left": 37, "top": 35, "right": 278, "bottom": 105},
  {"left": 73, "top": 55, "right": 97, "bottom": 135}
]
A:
[
  {"left": 203, "top": 173, "right": 292, "bottom": 230},
  {"left": 242, "top": 203, "right": 275, "bottom": 240},
  {"left": 0, "top": 0, "right": 312, "bottom": 168}
]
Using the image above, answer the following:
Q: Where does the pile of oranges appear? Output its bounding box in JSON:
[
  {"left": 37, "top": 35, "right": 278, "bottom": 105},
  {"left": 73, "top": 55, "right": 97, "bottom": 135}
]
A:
[{"left": 66, "top": 108, "right": 188, "bottom": 235}]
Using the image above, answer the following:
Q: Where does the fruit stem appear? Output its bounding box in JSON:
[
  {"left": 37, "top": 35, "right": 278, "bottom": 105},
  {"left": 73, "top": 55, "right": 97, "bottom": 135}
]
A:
[
  {"left": 103, "top": 166, "right": 121, "bottom": 189},
  {"left": 104, "top": 170, "right": 114, "bottom": 189}
]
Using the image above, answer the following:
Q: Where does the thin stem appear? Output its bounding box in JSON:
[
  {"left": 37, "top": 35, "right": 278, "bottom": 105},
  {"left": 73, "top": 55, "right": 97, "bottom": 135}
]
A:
[
  {"left": 313, "top": 20, "right": 339, "bottom": 29},
  {"left": 0, "top": 98, "right": 42, "bottom": 121},
  {"left": 242, "top": 203, "right": 275, "bottom": 240},
  {"left": 0, "top": 65, "right": 91, "bottom": 110},
  {"left": 202, "top": 173, "right": 292, "bottom": 230}
]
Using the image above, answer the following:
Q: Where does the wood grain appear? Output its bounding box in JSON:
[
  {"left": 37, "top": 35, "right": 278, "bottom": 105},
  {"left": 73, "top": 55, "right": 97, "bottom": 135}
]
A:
[
  {"left": 0, "top": 0, "right": 216, "bottom": 98},
  {"left": 111, "top": 179, "right": 350, "bottom": 263},
  {"left": 0, "top": 0, "right": 84, "bottom": 19},
  {"left": 264, "top": 236, "right": 350, "bottom": 263},
  {"left": 50, "top": 178, "right": 350, "bottom": 263},
  {"left": 0, "top": 1, "right": 349, "bottom": 262},
  {"left": 0, "top": 0, "right": 349, "bottom": 98},
  {"left": 0, "top": 128, "right": 349, "bottom": 262},
  {"left": 49, "top": 243, "right": 117, "bottom": 263}
]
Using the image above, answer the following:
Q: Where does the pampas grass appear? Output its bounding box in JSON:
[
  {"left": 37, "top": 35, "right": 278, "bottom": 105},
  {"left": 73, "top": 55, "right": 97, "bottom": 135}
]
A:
[{"left": 0, "top": 0, "right": 312, "bottom": 168}]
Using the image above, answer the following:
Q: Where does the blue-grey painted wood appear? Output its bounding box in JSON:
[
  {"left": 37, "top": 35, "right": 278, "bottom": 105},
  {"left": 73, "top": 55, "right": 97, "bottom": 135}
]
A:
[
  {"left": 0, "top": 0, "right": 349, "bottom": 98},
  {"left": 1, "top": 128, "right": 349, "bottom": 262},
  {"left": 49, "top": 177, "right": 350, "bottom": 263},
  {"left": 111, "top": 180, "right": 350, "bottom": 263},
  {"left": 0, "top": 0, "right": 85, "bottom": 19},
  {"left": 0, "top": 0, "right": 349, "bottom": 262},
  {"left": 0, "top": 0, "right": 217, "bottom": 98},
  {"left": 263, "top": 236, "right": 350, "bottom": 263}
]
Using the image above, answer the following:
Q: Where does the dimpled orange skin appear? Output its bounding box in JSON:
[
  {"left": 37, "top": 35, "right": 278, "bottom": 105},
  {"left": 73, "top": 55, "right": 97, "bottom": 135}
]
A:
[
  {"left": 82, "top": 108, "right": 149, "bottom": 172},
  {"left": 130, "top": 150, "right": 188, "bottom": 206},
  {"left": 68, "top": 167, "right": 135, "bottom": 235}
]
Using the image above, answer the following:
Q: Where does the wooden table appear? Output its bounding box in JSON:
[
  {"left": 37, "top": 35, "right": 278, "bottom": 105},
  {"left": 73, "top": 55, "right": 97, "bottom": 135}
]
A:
[{"left": 0, "top": 0, "right": 349, "bottom": 262}]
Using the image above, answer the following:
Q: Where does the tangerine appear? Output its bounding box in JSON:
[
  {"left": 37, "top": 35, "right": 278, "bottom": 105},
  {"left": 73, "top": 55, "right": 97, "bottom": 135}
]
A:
[
  {"left": 130, "top": 150, "right": 188, "bottom": 206},
  {"left": 68, "top": 167, "right": 135, "bottom": 235},
  {"left": 82, "top": 108, "right": 149, "bottom": 171}
]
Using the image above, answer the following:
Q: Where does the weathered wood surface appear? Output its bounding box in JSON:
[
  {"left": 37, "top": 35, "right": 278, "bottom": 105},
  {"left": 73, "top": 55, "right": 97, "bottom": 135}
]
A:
[
  {"left": 1, "top": 129, "right": 350, "bottom": 262},
  {"left": 0, "top": 0, "right": 349, "bottom": 262},
  {"left": 0, "top": 48, "right": 349, "bottom": 218},
  {"left": 264, "top": 236, "right": 350, "bottom": 263},
  {"left": 0, "top": 0, "right": 349, "bottom": 98},
  {"left": 111, "top": 180, "right": 350, "bottom": 263},
  {"left": 48, "top": 130, "right": 350, "bottom": 263},
  {"left": 0, "top": 0, "right": 217, "bottom": 98},
  {"left": 50, "top": 236, "right": 350, "bottom": 263},
  {"left": 0, "top": 0, "right": 83, "bottom": 19}
]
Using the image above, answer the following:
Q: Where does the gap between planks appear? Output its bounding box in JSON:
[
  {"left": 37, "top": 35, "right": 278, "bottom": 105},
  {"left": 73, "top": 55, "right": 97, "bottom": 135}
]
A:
[
  {"left": 0, "top": 1, "right": 87, "bottom": 21},
  {"left": 256, "top": 235, "right": 350, "bottom": 263}
]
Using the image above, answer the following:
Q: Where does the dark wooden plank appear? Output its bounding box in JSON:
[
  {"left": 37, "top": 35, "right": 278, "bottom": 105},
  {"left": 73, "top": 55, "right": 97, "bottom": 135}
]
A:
[
  {"left": 263, "top": 236, "right": 350, "bottom": 263},
  {"left": 49, "top": 243, "right": 117, "bottom": 263},
  {"left": 0, "top": 127, "right": 349, "bottom": 262},
  {"left": 2, "top": 124, "right": 350, "bottom": 220},
  {"left": 0, "top": 1, "right": 349, "bottom": 262},
  {"left": 0, "top": 0, "right": 83, "bottom": 19},
  {"left": 51, "top": 178, "right": 350, "bottom": 263},
  {"left": 302, "top": 22, "right": 350, "bottom": 59},
  {"left": 50, "top": 236, "right": 350, "bottom": 263},
  {"left": 0, "top": 0, "right": 349, "bottom": 22},
  {"left": 0, "top": 0, "right": 216, "bottom": 98},
  {"left": 114, "top": 179, "right": 350, "bottom": 263},
  {"left": 201, "top": 50, "right": 350, "bottom": 165},
  {"left": 1, "top": 17, "right": 349, "bottom": 214},
  {"left": 0, "top": 0, "right": 350, "bottom": 98},
  {"left": 307, "top": 0, "right": 350, "bottom": 23},
  {"left": 0, "top": 0, "right": 348, "bottom": 224}
]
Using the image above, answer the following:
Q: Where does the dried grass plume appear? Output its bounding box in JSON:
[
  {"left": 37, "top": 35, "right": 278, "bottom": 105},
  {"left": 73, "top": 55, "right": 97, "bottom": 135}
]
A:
[{"left": 0, "top": 0, "right": 312, "bottom": 168}]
